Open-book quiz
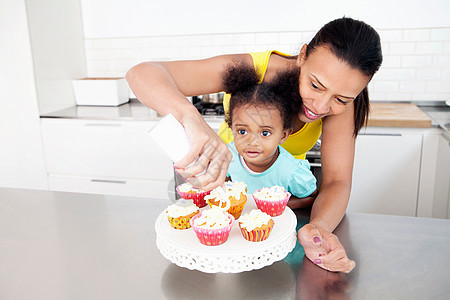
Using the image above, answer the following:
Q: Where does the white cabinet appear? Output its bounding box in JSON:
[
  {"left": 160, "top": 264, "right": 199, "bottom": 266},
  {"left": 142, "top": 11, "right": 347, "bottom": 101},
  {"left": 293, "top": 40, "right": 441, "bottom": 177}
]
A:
[
  {"left": 41, "top": 118, "right": 175, "bottom": 199},
  {"left": 348, "top": 128, "right": 423, "bottom": 216},
  {"left": 417, "top": 129, "right": 450, "bottom": 219}
]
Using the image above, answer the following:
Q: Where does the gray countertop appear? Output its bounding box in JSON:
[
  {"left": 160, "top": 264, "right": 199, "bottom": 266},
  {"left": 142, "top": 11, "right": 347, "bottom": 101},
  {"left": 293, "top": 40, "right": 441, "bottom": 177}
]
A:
[
  {"left": 40, "top": 100, "right": 449, "bottom": 133},
  {"left": 1, "top": 187, "right": 449, "bottom": 300},
  {"left": 40, "top": 99, "right": 226, "bottom": 123}
]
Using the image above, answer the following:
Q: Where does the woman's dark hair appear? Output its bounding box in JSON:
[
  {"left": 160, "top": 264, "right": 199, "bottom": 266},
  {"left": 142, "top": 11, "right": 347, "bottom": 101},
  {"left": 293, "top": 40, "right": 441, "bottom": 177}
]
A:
[
  {"left": 222, "top": 62, "right": 301, "bottom": 131},
  {"left": 306, "top": 17, "right": 383, "bottom": 136}
]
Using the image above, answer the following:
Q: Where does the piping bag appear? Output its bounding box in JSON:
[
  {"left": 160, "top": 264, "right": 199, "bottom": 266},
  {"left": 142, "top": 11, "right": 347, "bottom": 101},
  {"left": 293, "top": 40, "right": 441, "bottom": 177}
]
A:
[{"left": 148, "top": 113, "right": 205, "bottom": 175}]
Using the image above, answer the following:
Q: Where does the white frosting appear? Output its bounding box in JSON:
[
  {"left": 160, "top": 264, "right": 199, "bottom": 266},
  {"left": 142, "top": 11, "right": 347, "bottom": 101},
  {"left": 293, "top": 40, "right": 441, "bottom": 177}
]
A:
[
  {"left": 177, "top": 182, "right": 206, "bottom": 193},
  {"left": 193, "top": 206, "right": 231, "bottom": 229},
  {"left": 239, "top": 209, "right": 272, "bottom": 231},
  {"left": 165, "top": 199, "right": 199, "bottom": 218},
  {"left": 205, "top": 181, "right": 247, "bottom": 204},
  {"left": 253, "top": 185, "right": 288, "bottom": 201}
]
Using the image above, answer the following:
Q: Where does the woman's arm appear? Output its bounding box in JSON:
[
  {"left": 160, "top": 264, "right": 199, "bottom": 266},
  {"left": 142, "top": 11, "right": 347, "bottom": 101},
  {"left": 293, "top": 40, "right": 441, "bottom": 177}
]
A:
[
  {"left": 310, "top": 103, "right": 355, "bottom": 232},
  {"left": 298, "top": 103, "right": 356, "bottom": 273},
  {"left": 126, "top": 54, "right": 251, "bottom": 190}
]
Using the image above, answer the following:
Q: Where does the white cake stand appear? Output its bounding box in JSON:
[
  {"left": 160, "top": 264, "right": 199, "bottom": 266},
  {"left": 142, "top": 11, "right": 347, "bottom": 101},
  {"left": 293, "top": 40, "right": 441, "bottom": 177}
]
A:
[{"left": 155, "top": 195, "right": 297, "bottom": 273}]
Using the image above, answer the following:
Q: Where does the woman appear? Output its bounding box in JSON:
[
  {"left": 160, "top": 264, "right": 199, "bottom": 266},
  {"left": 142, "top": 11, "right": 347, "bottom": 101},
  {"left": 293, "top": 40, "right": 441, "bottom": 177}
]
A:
[{"left": 126, "top": 17, "right": 382, "bottom": 273}]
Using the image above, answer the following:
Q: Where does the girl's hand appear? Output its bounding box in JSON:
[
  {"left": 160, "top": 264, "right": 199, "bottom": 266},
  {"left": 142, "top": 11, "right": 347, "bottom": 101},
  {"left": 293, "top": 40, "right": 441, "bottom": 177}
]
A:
[
  {"left": 298, "top": 223, "right": 355, "bottom": 273},
  {"left": 174, "top": 115, "right": 232, "bottom": 191}
]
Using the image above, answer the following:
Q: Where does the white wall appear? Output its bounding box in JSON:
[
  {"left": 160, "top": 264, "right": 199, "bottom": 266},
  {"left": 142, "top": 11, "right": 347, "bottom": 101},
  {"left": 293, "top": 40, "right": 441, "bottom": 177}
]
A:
[
  {"left": 0, "top": 0, "right": 48, "bottom": 189},
  {"left": 80, "top": 0, "right": 450, "bottom": 37},
  {"left": 80, "top": 0, "right": 450, "bottom": 102}
]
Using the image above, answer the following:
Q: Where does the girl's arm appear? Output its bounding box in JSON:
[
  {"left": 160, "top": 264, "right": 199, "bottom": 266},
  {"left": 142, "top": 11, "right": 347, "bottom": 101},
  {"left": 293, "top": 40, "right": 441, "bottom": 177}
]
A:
[
  {"left": 298, "top": 102, "right": 356, "bottom": 273},
  {"left": 126, "top": 55, "right": 251, "bottom": 191}
]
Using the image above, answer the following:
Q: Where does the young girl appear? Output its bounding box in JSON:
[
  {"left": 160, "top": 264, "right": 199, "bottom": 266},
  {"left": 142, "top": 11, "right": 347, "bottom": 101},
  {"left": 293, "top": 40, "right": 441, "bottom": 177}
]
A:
[{"left": 222, "top": 62, "right": 317, "bottom": 207}]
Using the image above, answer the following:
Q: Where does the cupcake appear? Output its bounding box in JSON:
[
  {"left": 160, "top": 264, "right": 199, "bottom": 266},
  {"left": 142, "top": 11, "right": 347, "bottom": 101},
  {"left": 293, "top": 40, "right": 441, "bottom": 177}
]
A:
[
  {"left": 165, "top": 199, "right": 200, "bottom": 230},
  {"left": 176, "top": 182, "right": 211, "bottom": 208},
  {"left": 190, "top": 206, "right": 235, "bottom": 246},
  {"left": 205, "top": 181, "right": 247, "bottom": 219},
  {"left": 238, "top": 209, "right": 275, "bottom": 242},
  {"left": 252, "top": 185, "right": 291, "bottom": 217}
]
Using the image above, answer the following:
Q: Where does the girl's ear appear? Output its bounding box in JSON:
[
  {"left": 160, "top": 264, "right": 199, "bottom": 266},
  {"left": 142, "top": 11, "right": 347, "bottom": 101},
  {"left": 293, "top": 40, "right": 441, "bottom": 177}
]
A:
[
  {"left": 279, "top": 129, "right": 292, "bottom": 145},
  {"left": 297, "top": 44, "right": 308, "bottom": 67}
]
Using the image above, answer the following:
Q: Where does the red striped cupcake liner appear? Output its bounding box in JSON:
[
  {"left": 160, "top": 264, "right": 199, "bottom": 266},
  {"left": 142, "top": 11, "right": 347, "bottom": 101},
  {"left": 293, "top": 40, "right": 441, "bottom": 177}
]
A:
[
  {"left": 252, "top": 191, "right": 291, "bottom": 217},
  {"left": 190, "top": 213, "right": 235, "bottom": 246},
  {"left": 176, "top": 186, "right": 211, "bottom": 208}
]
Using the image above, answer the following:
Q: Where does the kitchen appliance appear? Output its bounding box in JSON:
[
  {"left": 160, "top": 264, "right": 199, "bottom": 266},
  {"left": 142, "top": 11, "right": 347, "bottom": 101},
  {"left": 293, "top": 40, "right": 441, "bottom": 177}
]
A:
[
  {"left": 305, "top": 139, "right": 322, "bottom": 187},
  {"left": 193, "top": 93, "right": 225, "bottom": 116}
]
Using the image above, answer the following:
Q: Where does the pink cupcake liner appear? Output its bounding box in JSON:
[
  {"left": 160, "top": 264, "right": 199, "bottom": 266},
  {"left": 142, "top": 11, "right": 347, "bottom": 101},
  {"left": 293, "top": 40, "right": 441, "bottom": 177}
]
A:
[
  {"left": 176, "top": 186, "right": 211, "bottom": 208},
  {"left": 252, "top": 191, "right": 291, "bottom": 217},
  {"left": 189, "top": 213, "right": 235, "bottom": 246}
]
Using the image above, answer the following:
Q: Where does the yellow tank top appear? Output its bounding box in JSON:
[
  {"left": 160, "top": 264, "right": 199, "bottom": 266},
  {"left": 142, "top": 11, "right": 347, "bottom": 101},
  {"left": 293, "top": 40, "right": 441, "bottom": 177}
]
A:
[{"left": 218, "top": 50, "right": 322, "bottom": 160}]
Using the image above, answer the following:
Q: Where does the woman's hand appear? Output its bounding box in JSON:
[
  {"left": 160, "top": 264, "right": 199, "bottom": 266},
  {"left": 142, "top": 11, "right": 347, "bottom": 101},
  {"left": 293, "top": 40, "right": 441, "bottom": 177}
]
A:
[
  {"left": 298, "top": 223, "right": 355, "bottom": 273},
  {"left": 174, "top": 114, "right": 232, "bottom": 191}
]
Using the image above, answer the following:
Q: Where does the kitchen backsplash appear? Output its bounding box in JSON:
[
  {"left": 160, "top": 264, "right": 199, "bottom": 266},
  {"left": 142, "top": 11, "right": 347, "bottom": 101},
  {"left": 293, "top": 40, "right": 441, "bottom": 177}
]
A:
[{"left": 85, "top": 27, "right": 450, "bottom": 102}]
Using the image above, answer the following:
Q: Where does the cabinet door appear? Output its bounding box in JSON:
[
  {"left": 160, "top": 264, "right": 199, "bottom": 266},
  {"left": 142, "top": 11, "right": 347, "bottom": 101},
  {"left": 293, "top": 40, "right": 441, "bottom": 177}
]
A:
[
  {"left": 348, "top": 132, "right": 422, "bottom": 216},
  {"left": 41, "top": 119, "right": 173, "bottom": 180}
]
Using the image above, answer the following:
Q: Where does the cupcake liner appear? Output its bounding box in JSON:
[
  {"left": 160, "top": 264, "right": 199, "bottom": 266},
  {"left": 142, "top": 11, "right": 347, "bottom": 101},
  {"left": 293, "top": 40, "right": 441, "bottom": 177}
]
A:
[
  {"left": 190, "top": 213, "right": 235, "bottom": 246},
  {"left": 167, "top": 214, "right": 196, "bottom": 230},
  {"left": 239, "top": 223, "right": 274, "bottom": 242},
  {"left": 207, "top": 197, "right": 247, "bottom": 220},
  {"left": 252, "top": 191, "right": 291, "bottom": 217},
  {"left": 228, "top": 200, "right": 246, "bottom": 219},
  {"left": 176, "top": 186, "right": 211, "bottom": 208}
]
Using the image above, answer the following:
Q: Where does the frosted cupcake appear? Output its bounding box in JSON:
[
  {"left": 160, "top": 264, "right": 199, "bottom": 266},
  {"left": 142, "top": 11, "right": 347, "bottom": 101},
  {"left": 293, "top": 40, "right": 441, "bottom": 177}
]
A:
[
  {"left": 205, "top": 181, "right": 248, "bottom": 219},
  {"left": 252, "top": 185, "right": 291, "bottom": 217},
  {"left": 165, "top": 199, "right": 200, "bottom": 230},
  {"left": 176, "top": 182, "right": 211, "bottom": 208},
  {"left": 190, "top": 206, "right": 235, "bottom": 246},
  {"left": 238, "top": 209, "right": 275, "bottom": 242}
]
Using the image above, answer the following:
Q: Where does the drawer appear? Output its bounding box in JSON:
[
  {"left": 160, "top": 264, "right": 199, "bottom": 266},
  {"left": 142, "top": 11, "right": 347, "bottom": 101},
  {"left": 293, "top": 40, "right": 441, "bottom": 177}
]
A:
[
  {"left": 41, "top": 119, "right": 173, "bottom": 180},
  {"left": 48, "top": 174, "right": 175, "bottom": 199}
]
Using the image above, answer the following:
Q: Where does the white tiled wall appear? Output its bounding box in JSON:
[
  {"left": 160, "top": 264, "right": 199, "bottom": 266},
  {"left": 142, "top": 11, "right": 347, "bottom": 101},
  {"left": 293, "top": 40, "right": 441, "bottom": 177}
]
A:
[{"left": 85, "top": 27, "right": 450, "bottom": 102}]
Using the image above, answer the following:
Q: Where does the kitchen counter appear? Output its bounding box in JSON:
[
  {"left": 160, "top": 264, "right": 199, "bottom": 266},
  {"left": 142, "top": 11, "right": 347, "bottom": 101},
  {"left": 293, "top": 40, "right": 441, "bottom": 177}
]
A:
[
  {"left": 41, "top": 99, "right": 446, "bottom": 130},
  {"left": 1, "top": 187, "right": 449, "bottom": 299}
]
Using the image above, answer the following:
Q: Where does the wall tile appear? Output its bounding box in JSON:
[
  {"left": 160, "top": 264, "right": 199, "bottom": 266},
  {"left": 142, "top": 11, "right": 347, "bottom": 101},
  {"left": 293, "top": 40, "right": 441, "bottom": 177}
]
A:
[
  {"left": 375, "top": 68, "right": 415, "bottom": 80},
  {"left": 416, "top": 42, "right": 443, "bottom": 54},
  {"left": 373, "top": 80, "right": 399, "bottom": 92},
  {"left": 278, "top": 32, "right": 302, "bottom": 44},
  {"left": 386, "top": 92, "right": 412, "bottom": 101},
  {"left": 380, "top": 55, "right": 402, "bottom": 68},
  {"left": 378, "top": 30, "right": 403, "bottom": 42},
  {"left": 255, "top": 32, "right": 278, "bottom": 45},
  {"left": 84, "top": 26, "right": 450, "bottom": 102},
  {"left": 416, "top": 68, "right": 441, "bottom": 80},
  {"left": 400, "top": 81, "right": 426, "bottom": 93},
  {"left": 233, "top": 33, "right": 256, "bottom": 45},
  {"left": 401, "top": 55, "right": 433, "bottom": 67},
  {"left": 431, "top": 28, "right": 450, "bottom": 41},
  {"left": 389, "top": 42, "right": 416, "bottom": 55},
  {"left": 433, "top": 55, "right": 450, "bottom": 67},
  {"left": 403, "top": 29, "right": 430, "bottom": 41},
  {"left": 411, "top": 93, "right": 439, "bottom": 101}
]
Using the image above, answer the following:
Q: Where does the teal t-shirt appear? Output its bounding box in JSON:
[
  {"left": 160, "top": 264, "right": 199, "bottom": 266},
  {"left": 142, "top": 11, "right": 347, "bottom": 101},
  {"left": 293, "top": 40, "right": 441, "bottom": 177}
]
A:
[{"left": 226, "top": 142, "right": 317, "bottom": 196}]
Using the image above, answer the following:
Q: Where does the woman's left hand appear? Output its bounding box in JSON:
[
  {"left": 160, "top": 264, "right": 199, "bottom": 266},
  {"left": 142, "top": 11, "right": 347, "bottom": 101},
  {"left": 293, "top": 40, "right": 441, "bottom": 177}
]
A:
[{"left": 298, "top": 223, "right": 355, "bottom": 273}]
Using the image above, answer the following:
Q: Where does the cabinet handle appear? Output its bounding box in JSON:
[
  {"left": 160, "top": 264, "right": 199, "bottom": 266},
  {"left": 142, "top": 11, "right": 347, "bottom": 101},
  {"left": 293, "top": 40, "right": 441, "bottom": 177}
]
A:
[
  {"left": 91, "top": 179, "right": 126, "bottom": 184},
  {"left": 358, "top": 133, "right": 402, "bottom": 136},
  {"left": 84, "top": 123, "right": 122, "bottom": 127},
  {"left": 309, "top": 162, "right": 322, "bottom": 168}
]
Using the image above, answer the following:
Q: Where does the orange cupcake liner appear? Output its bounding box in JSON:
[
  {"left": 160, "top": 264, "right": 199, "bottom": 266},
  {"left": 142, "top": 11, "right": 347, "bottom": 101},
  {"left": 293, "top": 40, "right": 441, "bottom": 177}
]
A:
[{"left": 207, "top": 197, "right": 247, "bottom": 219}]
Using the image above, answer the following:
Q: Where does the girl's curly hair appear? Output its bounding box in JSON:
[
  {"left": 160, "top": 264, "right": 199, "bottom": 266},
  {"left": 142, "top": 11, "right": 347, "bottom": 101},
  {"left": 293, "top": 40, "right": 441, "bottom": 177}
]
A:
[{"left": 222, "top": 61, "right": 301, "bottom": 130}]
